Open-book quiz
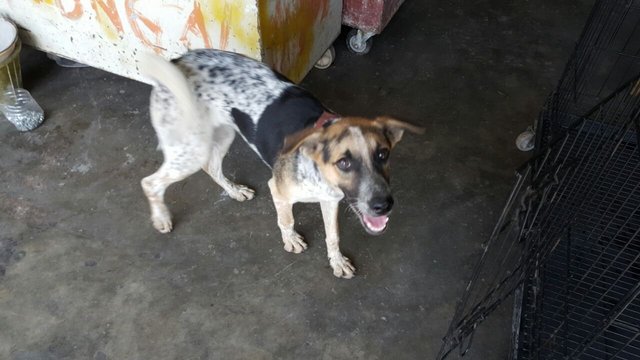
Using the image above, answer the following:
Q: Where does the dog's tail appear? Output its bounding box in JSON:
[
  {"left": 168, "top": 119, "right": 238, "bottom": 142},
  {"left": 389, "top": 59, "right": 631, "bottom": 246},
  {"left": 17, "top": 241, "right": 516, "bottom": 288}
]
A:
[{"left": 138, "top": 53, "right": 199, "bottom": 129}]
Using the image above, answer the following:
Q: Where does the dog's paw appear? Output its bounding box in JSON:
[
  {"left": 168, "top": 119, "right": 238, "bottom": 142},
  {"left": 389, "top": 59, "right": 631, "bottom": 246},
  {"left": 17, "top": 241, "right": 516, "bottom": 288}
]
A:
[
  {"left": 151, "top": 207, "right": 172, "bottom": 233},
  {"left": 329, "top": 255, "right": 355, "bottom": 279},
  {"left": 228, "top": 184, "right": 255, "bottom": 202},
  {"left": 282, "top": 231, "right": 308, "bottom": 254},
  {"left": 152, "top": 215, "right": 172, "bottom": 233}
]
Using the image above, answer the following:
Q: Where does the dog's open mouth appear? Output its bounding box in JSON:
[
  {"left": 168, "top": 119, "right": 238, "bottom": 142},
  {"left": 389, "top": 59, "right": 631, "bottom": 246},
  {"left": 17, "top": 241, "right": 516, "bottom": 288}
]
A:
[{"left": 360, "top": 213, "right": 389, "bottom": 235}]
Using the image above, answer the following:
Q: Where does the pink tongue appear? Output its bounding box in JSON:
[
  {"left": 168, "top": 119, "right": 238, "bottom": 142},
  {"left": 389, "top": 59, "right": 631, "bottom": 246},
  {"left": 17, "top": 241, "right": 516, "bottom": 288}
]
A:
[{"left": 364, "top": 214, "right": 389, "bottom": 231}]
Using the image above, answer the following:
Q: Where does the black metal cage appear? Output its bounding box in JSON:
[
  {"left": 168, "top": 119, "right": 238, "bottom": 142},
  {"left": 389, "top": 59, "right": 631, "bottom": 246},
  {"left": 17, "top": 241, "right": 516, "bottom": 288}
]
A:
[{"left": 438, "top": 1, "right": 640, "bottom": 358}]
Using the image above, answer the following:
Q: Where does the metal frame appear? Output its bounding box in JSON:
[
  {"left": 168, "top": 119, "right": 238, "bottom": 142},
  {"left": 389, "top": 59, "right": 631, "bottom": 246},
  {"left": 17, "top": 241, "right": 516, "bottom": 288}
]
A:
[{"left": 438, "top": 1, "right": 640, "bottom": 358}]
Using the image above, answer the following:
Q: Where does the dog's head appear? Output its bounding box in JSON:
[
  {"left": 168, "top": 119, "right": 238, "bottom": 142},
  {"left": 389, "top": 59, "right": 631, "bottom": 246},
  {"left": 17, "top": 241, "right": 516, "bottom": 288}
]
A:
[{"left": 283, "top": 116, "right": 424, "bottom": 235}]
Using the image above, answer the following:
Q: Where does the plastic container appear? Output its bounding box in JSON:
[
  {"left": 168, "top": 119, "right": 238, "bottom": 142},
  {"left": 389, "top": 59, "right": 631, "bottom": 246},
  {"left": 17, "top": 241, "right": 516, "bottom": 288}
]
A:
[{"left": 1, "top": 88, "right": 44, "bottom": 131}]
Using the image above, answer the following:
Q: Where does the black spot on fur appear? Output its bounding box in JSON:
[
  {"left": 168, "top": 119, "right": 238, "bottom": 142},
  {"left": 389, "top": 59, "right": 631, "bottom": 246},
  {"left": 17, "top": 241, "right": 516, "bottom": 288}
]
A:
[
  {"left": 292, "top": 152, "right": 299, "bottom": 175},
  {"left": 322, "top": 141, "right": 330, "bottom": 163},
  {"left": 334, "top": 130, "right": 349, "bottom": 144}
]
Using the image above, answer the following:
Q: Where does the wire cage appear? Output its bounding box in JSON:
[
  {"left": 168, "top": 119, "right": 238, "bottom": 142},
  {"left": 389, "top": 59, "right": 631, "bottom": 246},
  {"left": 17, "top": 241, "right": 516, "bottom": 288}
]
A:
[{"left": 438, "top": 0, "right": 640, "bottom": 359}]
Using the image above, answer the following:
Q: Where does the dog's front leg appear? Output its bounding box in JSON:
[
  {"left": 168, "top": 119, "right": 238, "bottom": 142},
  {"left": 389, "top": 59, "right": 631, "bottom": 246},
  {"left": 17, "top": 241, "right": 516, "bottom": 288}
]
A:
[
  {"left": 320, "top": 201, "right": 355, "bottom": 279},
  {"left": 268, "top": 178, "right": 307, "bottom": 253}
]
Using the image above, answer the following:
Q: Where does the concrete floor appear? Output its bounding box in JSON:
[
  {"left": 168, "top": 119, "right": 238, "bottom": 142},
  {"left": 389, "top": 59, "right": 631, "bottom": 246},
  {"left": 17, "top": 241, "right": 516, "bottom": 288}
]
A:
[{"left": 0, "top": 1, "right": 591, "bottom": 359}]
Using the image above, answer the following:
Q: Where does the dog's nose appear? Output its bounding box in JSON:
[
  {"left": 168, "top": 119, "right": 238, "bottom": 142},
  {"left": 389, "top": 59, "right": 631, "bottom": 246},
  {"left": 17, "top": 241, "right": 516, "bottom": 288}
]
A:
[{"left": 369, "top": 196, "right": 394, "bottom": 215}]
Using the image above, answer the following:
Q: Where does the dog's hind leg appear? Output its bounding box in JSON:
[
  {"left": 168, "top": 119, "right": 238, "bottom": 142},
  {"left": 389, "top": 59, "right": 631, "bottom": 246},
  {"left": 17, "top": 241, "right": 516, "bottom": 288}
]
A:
[
  {"left": 203, "top": 125, "right": 255, "bottom": 201},
  {"left": 141, "top": 146, "right": 205, "bottom": 233}
]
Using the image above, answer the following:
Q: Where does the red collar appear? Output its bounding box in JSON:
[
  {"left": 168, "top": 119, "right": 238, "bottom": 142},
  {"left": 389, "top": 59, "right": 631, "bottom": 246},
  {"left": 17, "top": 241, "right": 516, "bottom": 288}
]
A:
[{"left": 314, "top": 111, "right": 340, "bottom": 129}]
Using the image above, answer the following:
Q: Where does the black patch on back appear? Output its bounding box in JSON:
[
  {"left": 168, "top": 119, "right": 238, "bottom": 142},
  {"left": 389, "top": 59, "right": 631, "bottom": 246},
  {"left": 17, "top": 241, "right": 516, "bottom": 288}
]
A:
[
  {"left": 231, "top": 108, "right": 256, "bottom": 143},
  {"left": 253, "top": 86, "right": 327, "bottom": 166}
]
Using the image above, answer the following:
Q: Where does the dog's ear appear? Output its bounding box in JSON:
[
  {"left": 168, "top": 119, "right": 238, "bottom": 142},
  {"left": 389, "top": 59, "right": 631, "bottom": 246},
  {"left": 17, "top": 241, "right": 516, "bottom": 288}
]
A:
[
  {"left": 374, "top": 116, "right": 425, "bottom": 147},
  {"left": 282, "top": 128, "right": 323, "bottom": 159}
]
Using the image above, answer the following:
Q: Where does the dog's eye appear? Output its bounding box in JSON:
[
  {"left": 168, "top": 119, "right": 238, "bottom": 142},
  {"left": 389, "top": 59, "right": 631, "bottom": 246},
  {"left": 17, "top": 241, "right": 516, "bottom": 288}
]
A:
[
  {"left": 377, "top": 148, "right": 390, "bottom": 161},
  {"left": 336, "top": 158, "right": 352, "bottom": 171}
]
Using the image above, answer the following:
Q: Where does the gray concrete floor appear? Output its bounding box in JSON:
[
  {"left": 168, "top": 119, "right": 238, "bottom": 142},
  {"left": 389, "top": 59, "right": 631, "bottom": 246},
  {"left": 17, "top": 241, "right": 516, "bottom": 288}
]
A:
[{"left": 1, "top": 1, "right": 591, "bottom": 359}]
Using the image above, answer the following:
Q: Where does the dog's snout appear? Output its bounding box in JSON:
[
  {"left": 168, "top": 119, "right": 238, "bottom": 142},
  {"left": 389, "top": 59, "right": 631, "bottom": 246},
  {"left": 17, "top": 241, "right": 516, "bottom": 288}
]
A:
[{"left": 369, "top": 196, "right": 394, "bottom": 215}]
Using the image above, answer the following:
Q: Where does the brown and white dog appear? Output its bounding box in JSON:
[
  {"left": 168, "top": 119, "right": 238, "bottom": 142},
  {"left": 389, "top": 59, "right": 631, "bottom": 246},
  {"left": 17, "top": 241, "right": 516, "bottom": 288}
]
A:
[{"left": 139, "top": 49, "right": 423, "bottom": 278}]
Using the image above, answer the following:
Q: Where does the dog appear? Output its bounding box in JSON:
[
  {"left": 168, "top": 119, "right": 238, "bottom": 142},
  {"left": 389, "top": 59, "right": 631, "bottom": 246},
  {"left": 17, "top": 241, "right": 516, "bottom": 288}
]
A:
[{"left": 139, "top": 49, "right": 423, "bottom": 278}]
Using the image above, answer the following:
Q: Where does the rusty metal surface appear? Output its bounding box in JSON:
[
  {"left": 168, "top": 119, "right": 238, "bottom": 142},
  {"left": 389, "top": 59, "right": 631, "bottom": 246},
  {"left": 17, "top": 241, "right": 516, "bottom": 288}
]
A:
[
  {"left": 342, "top": 0, "right": 404, "bottom": 34},
  {"left": 258, "top": 0, "right": 341, "bottom": 82}
]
